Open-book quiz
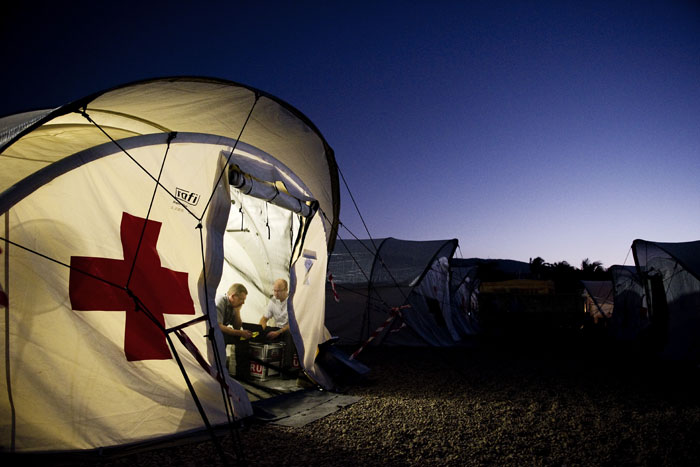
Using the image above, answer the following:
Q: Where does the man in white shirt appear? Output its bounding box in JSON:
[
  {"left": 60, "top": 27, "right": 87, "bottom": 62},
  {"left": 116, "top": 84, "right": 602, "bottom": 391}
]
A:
[
  {"left": 259, "top": 279, "right": 289, "bottom": 338},
  {"left": 259, "top": 278, "right": 297, "bottom": 376}
]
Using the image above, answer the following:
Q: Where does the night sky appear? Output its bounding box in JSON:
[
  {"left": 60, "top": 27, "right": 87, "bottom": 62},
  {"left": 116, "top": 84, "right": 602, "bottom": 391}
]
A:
[{"left": 2, "top": 1, "right": 699, "bottom": 268}]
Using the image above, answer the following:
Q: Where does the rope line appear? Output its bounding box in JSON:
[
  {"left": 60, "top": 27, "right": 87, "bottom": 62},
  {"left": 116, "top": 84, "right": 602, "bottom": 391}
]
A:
[
  {"left": 77, "top": 111, "right": 200, "bottom": 221},
  {"left": 337, "top": 165, "right": 377, "bottom": 248},
  {"left": 126, "top": 132, "right": 174, "bottom": 290},
  {"left": 202, "top": 94, "right": 260, "bottom": 219}
]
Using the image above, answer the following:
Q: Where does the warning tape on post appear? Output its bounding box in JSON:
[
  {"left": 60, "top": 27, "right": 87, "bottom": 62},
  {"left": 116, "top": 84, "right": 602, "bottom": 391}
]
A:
[
  {"left": 349, "top": 305, "right": 410, "bottom": 360},
  {"left": 327, "top": 273, "right": 340, "bottom": 302}
]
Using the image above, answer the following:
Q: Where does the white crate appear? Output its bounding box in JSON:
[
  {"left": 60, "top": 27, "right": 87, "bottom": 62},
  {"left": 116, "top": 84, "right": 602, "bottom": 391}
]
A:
[{"left": 249, "top": 342, "right": 284, "bottom": 381}]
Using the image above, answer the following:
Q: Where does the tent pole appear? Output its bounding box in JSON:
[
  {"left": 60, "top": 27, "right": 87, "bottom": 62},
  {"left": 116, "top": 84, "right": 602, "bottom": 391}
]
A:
[
  {"left": 2, "top": 214, "right": 16, "bottom": 452},
  {"left": 165, "top": 333, "right": 232, "bottom": 466}
]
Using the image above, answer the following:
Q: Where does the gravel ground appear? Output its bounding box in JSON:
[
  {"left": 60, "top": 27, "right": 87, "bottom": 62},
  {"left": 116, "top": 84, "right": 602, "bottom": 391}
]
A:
[
  {"left": 236, "top": 338, "right": 700, "bottom": 467},
  {"left": 12, "top": 334, "right": 700, "bottom": 466}
]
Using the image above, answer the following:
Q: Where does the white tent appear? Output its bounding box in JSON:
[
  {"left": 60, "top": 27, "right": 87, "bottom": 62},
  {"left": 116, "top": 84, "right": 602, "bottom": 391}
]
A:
[
  {"left": 0, "top": 77, "right": 340, "bottom": 453},
  {"left": 632, "top": 239, "right": 700, "bottom": 361},
  {"left": 325, "top": 237, "right": 461, "bottom": 348}
]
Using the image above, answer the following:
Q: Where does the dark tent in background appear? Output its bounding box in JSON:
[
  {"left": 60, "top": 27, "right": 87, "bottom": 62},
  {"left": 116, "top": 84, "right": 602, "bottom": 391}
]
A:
[
  {"left": 449, "top": 258, "right": 586, "bottom": 336},
  {"left": 608, "top": 265, "right": 649, "bottom": 343},
  {"left": 632, "top": 239, "right": 700, "bottom": 361},
  {"left": 448, "top": 258, "right": 533, "bottom": 336},
  {"left": 325, "top": 238, "right": 461, "bottom": 348}
]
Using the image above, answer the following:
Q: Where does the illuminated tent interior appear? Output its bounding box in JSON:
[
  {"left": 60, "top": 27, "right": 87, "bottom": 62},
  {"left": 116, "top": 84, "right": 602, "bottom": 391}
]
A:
[{"left": 0, "top": 77, "right": 340, "bottom": 453}]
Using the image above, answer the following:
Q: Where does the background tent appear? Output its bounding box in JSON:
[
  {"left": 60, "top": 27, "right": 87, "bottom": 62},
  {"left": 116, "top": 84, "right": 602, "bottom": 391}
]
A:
[
  {"left": 325, "top": 237, "right": 460, "bottom": 348},
  {"left": 448, "top": 258, "right": 533, "bottom": 336},
  {"left": 449, "top": 258, "right": 586, "bottom": 336},
  {"left": 632, "top": 239, "right": 700, "bottom": 361},
  {"left": 582, "top": 279, "right": 614, "bottom": 325},
  {"left": 608, "top": 265, "right": 649, "bottom": 342},
  {"left": 0, "top": 77, "right": 339, "bottom": 453}
]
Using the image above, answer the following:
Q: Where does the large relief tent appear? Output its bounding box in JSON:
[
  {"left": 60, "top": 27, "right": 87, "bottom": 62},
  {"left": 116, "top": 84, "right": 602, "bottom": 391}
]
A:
[{"left": 0, "top": 77, "right": 340, "bottom": 453}]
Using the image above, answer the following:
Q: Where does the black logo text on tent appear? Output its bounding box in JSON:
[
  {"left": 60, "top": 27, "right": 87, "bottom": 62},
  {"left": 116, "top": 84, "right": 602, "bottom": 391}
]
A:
[{"left": 176, "top": 188, "right": 201, "bottom": 206}]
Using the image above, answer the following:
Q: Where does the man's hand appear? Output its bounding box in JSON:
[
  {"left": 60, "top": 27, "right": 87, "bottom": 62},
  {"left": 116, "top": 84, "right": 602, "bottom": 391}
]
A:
[
  {"left": 239, "top": 329, "right": 253, "bottom": 339},
  {"left": 267, "top": 330, "right": 280, "bottom": 340}
]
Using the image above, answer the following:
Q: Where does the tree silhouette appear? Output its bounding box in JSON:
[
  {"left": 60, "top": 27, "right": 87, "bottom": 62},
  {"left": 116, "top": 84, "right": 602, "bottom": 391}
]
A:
[
  {"left": 529, "top": 256, "right": 549, "bottom": 279},
  {"left": 581, "top": 258, "right": 603, "bottom": 273},
  {"left": 579, "top": 258, "right": 609, "bottom": 280}
]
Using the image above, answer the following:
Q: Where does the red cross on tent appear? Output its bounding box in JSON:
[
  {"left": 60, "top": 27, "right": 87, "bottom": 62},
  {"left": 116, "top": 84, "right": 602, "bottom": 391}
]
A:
[{"left": 69, "top": 212, "right": 195, "bottom": 361}]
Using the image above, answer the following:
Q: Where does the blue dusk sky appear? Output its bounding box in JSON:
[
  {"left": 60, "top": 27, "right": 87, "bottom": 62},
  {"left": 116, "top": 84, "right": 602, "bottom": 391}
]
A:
[{"left": 2, "top": 1, "right": 699, "bottom": 269}]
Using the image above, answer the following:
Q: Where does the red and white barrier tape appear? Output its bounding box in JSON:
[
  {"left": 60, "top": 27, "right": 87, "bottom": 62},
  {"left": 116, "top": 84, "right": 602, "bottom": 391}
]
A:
[
  {"left": 349, "top": 305, "right": 410, "bottom": 360},
  {"left": 328, "top": 273, "right": 340, "bottom": 303}
]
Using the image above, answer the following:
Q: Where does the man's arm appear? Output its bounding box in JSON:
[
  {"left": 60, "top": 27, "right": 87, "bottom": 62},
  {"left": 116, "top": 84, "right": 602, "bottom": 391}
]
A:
[
  {"left": 259, "top": 315, "right": 269, "bottom": 329},
  {"left": 267, "top": 324, "right": 290, "bottom": 340},
  {"left": 219, "top": 323, "right": 251, "bottom": 338},
  {"left": 232, "top": 307, "right": 243, "bottom": 330}
]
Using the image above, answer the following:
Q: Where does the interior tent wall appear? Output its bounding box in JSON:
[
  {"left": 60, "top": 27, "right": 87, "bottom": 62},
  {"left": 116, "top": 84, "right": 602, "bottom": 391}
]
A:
[
  {"left": 217, "top": 186, "right": 302, "bottom": 323},
  {"left": 0, "top": 77, "right": 340, "bottom": 453},
  {"left": 325, "top": 237, "right": 459, "bottom": 347},
  {"left": 218, "top": 184, "right": 331, "bottom": 387},
  {"left": 633, "top": 240, "right": 700, "bottom": 361},
  {"left": 608, "top": 265, "right": 648, "bottom": 342}
]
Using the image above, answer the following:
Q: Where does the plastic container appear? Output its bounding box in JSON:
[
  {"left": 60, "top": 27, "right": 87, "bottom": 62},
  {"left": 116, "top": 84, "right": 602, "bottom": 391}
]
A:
[{"left": 249, "top": 342, "right": 284, "bottom": 381}]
